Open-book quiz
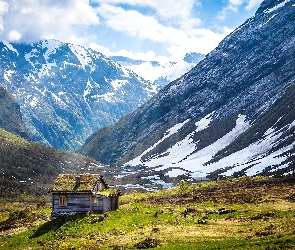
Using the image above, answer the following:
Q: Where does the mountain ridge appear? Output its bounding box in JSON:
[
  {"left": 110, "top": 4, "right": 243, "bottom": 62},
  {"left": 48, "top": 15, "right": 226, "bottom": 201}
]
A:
[
  {"left": 78, "top": 0, "right": 295, "bottom": 181},
  {"left": 0, "top": 39, "right": 158, "bottom": 150}
]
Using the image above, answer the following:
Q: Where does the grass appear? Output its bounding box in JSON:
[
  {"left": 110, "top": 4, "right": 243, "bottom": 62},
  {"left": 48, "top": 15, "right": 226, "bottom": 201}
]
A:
[{"left": 0, "top": 176, "right": 295, "bottom": 249}]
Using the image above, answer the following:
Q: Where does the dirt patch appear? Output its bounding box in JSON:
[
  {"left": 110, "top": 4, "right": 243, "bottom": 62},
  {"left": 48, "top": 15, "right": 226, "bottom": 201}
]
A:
[{"left": 0, "top": 209, "right": 49, "bottom": 236}]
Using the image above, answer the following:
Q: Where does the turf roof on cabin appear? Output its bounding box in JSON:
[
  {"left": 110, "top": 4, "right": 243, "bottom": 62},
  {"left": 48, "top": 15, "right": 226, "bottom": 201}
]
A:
[
  {"left": 97, "top": 188, "right": 120, "bottom": 196},
  {"left": 50, "top": 174, "right": 103, "bottom": 192}
]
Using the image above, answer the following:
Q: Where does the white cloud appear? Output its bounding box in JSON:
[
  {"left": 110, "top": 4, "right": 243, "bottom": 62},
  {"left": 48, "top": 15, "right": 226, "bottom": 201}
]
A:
[
  {"left": 0, "top": 0, "right": 263, "bottom": 73},
  {"left": 217, "top": 0, "right": 263, "bottom": 20},
  {"left": 217, "top": 0, "right": 243, "bottom": 20},
  {"left": 93, "top": 0, "right": 200, "bottom": 20},
  {"left": 94, "top": 0, "right": 202, "bottom": 35},
  {"left": 217, "top": 5, "right": 238, "bottom": 20},
  {"left": 229, "top": 0, "right": 244, "bottom": 6},
  {"left": 246, "top": 0, "right": 264, "bottom": 10},
  {"left": 0, "top": 0, "right": 9, "bottom": 31},
  {"left": 0, "top": 0, "right": 99, "bottom": 44},
  {"left": 90, "top": 42, "right": 113, "bottom": 56},
  {"left": 8, "top": 29, "right": 21, "bottom": 41},
  {"left": 0, "top": 0, "right": 8, "bottom": 15},
  {"left": 95, "top": 3, "right": 230, "bottom": 56},
  {"left": 96, "top": 4, "right": 187, "bottom": 44},
  {"left": 91, "top": 25, "right": 231, "bottom": 64},
  {"left": 90, "top": 42, "right": 171, "bottom": 63},
  {"left": 167, "top": 27, "right": 232, "bottom": 58},
  {"left": 114, "top": 49, "right": 159, "bottom": 61}
]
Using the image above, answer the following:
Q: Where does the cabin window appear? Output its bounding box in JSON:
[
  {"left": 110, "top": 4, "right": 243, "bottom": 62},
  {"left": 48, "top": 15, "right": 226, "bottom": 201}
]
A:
[
  {"left": 59, "top": 196, "right": 67, "bottom": 207},
  {"left": 93, "top": 197, "right": 98, "bottom": 205}
]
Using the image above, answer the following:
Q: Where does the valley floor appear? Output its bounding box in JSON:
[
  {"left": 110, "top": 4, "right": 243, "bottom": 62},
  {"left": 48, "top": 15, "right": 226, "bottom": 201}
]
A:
[{"left": 0, "top": 176, "right": 295, "bottom": 249}]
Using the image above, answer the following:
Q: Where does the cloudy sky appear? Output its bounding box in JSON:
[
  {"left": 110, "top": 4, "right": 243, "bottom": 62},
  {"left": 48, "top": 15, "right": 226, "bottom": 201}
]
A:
[{"left": 0, "top": 0, "right": 263, "bottom": 62}]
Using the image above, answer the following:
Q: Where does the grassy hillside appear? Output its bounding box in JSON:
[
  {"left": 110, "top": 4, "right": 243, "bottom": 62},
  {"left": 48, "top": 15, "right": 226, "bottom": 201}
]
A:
[
  {"left": 0, "top": 128, "right": 104, "bottom": 201},
  {"left": 0, "top": 176, "right": 295, "bottom": 249}
]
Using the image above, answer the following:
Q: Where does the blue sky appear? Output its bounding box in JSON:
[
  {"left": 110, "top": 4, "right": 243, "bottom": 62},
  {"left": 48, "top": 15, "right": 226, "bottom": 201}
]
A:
[{"left": 0, "top": 0, "right": 263, "bottom": 62}]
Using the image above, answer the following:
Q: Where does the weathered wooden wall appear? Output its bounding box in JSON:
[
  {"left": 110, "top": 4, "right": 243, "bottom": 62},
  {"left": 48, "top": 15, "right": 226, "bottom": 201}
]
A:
[
  {"left": 52, "top": 193, "right": 93, "bottom": 214},
  {"left": 101, "top": 196, "right": 119, "bottom": 212},
  {"left": 51, "top": 192, "right": 119, "bottom": 218},
  {"left": 92, "top": 198, "right": 104, "bottom": 213}
]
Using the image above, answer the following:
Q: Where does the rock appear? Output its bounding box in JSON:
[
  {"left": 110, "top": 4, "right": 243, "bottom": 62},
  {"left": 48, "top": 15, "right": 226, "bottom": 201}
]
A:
[
  {"left": 91, "top": 215, "right": 105, "bottom": 223},
  {"left": 197, "top": 219, "right": 207, "bottom": 225},
  {"left": 135, "top": 238, "right": 161, "bottom": 249}
]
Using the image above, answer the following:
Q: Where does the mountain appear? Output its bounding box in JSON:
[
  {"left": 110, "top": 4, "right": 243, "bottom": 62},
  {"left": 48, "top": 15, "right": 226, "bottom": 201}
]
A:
[
  {"left": 78, "top": 0, "right": 295, "bottom": 183},
  {"left": 183, "top": 52, "right": 205, "bottom": 64},
  {"left": 0, "top": 85, "right": 30, "bottom": 139},
  {"left": 110, "top": 52, "right": 204, "bottom": 89},
  {"left": 0, "top": 39, "right": 157, "bottom": 150}
]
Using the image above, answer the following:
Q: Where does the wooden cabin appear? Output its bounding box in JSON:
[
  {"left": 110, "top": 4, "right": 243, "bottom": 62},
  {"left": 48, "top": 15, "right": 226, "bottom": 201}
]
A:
[{"left": 49, "top": 173, "right": 120, "bottom": 219}]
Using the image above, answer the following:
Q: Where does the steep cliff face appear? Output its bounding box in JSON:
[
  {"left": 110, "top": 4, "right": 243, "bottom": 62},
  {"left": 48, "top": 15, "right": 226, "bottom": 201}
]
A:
[
  {"left": 0, "top": 86, "right": 30, "bottom": 139},
  {"left": 79, "top": 0, "right": 295, "bottom": 179},
  {"left": 0, "top": 40, "right": 157, "bottom": 150}
]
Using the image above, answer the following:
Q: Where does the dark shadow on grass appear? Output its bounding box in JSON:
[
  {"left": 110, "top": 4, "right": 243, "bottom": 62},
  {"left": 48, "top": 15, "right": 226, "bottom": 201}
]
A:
[{"left": 30, "top": 214, "right": 87, "bottom": 238}]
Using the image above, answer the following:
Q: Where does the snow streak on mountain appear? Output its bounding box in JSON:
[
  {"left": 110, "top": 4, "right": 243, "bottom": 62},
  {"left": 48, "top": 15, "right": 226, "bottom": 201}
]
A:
[
  {"left": 0, "top": 40, "right": 158, "bottom": 150},
  {"left": 79, "top": 0, "right": 295, "bottom": 181}
]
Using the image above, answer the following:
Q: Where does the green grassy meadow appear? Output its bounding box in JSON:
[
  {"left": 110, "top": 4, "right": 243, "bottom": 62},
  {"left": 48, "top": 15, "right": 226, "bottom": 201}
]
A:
[{"left": 0, "top": 176, "right": 295, "bottom": 249}]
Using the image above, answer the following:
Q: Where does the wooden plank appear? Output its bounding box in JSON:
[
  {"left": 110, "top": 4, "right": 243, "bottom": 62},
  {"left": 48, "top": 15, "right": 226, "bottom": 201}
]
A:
[{"left": 51, "top": 191, "right": 119, "bottom": 215}]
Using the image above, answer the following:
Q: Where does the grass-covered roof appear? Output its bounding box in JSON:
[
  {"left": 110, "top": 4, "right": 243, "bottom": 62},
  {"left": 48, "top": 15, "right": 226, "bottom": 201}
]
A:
[
  {"left": 50, "top": 174, "right": 102, "bottom": 192},
  {"left": 96, "top": 189, "right": 121, "bottom": 197}
]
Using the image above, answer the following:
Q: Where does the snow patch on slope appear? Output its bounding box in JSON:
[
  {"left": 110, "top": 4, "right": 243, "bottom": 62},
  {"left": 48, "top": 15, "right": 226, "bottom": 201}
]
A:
[
  {"left": 260, "top": 14, "right": 277, "bottom": 27},
  {"left": 195, "top": 112, "right": 214, "bottom": 131},
  {"left": 208, "top": 120, "right": 295, "bottom": 177},
  {"left": 166, "top": 168, "right": 191, "bottom": 177},
  {"left": 94, "top": 92, "right": 117, "bottom": 103},
  {"left": 4, "top": 70, "right": 15, "bottom": 82},
  {"left": 84, "top": 80, "right": 93, "bottom": 109},
  {"left": 24, "top": 47, "right": 57, "bottom": 78},
  {"left": 120, "top": 66, "right": 132, "bottom": 78},
  {"left": 127, "top": 112, "right": 215, "bottom": 167},
  {"left": 30, "top": 97, "right": 39, "bottom": 107},
  {"left": 38, "top": 62, "right": 57, "bottom": 78},
  {"left": 69, "top": 44, "right": 95, "bottom": 72},
  {"left": 179, "top": 115, "right": 250, "bottom": 173},
  {"left": 127, "top": 119, "right": 191, "bottom": 166},
  {"left": 24, "top": 49, "right": 37, "bottom": 68},
  {"left": 146, "top": 133, "right": 196, "bottom": 167},
  {"left": 150, "top": 115, "right": 250, "bottom": 176},
  {"left": 2, "top": 41, "right": 19, "bottom": 56},
  {"left": 51, "top": 92, "right": 66, "bottom": 107},
  {"left": 111, "top": 80, "right": 128, "bottom": 90},
  {"left": 42, "top": 40, "right": 62, "bottom": 60},
  {"left": 264, "top": 0, "right": 290, "bottom": 13}
]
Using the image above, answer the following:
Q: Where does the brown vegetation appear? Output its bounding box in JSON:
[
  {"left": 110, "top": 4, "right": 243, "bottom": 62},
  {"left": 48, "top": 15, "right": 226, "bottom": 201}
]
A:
[{"left": 145, "top": 176, "right": 295, "bottom": 205}]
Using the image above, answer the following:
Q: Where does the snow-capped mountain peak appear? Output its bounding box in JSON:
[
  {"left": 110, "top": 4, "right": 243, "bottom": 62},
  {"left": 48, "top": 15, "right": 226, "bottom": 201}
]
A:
[{"left": 0, "top": 39, "right": 158, "bottom": 150}]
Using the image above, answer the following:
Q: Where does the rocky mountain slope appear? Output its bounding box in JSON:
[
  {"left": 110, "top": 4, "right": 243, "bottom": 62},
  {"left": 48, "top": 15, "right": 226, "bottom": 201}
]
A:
[
  {"left": 110, "top": 52, "right": 204, "bottom": 88},
  {"left": 78, "top": 0, "right": 295, "bottom": 182},
  {"left": 0, "top": 40, "right": 157, "bottom": 150},
  {"left": 0, "top": 86, "right": 30, "bottom": 139}
]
